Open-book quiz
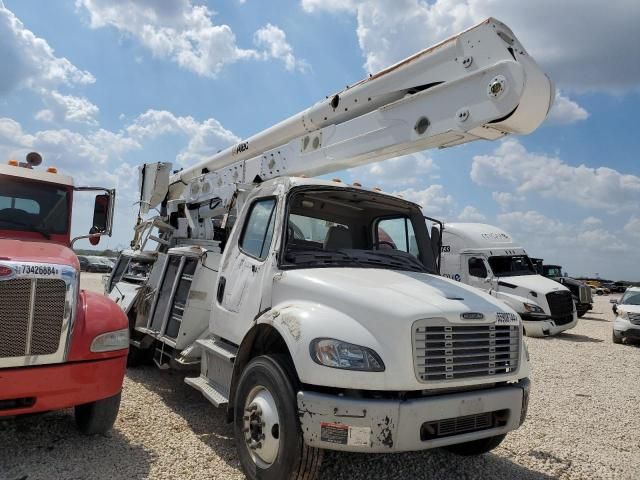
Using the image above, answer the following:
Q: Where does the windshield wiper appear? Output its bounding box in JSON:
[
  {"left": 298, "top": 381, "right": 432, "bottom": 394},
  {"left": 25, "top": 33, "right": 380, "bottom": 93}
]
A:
[{"left": 0, "top": 219, "right": 51, "bottom": 239}]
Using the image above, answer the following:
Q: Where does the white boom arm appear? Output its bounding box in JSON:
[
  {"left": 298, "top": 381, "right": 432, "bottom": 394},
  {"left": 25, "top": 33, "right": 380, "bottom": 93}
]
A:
[{"left": 141, "top": 18, "right": 552, "bottom": 213}]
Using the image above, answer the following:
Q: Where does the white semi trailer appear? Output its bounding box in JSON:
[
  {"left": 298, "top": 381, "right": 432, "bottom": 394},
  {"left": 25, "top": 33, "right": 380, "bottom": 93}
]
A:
[
  {"left": 109, "top": 19, "right": 552, "bottom": 479},
  {"left": 440, "top": 223, "right": 577, "bottom": 336}
]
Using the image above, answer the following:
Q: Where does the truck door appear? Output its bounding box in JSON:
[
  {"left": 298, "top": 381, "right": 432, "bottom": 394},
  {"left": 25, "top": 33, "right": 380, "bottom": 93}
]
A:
[
  {"left": 464, "top": 255, "right": 491, "bottom": 292},
  {"left": 213, "top": 196, "right": 278, "bottom": 343}
]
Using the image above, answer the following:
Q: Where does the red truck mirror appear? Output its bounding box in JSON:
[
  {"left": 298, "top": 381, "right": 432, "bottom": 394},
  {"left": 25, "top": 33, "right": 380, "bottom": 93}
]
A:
[{"left": 89, "top": 195, "right": 109, "bottom": 245}]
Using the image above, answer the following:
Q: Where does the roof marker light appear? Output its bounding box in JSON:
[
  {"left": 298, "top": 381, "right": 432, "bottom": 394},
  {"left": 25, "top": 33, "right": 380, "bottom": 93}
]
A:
[
  {"left": 47, "top": 167, "right": 58, "bottom": 173},
  {"left": 8, "top": 159, "right": 18, "bottom": 166}
]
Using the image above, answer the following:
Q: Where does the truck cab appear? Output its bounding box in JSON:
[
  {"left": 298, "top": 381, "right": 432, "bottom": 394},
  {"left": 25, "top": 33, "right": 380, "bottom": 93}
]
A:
[
  {"left": 121, "top": 176, "right": 531, "bottom": 478},
  {"left": 0, "top": 154, "right": 128, "bottom": 434},
  {"left": 536, "top": 262, "right": 593, "bottom": 318},
  {"left": 440, "top": 223, "right": 577, "bottom": 337}
]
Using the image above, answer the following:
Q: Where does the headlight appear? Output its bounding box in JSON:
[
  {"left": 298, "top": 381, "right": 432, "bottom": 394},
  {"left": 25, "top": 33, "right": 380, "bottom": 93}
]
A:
[
  {"left": 90, "top": 328, "right": 129, "bottom": 352},
  {"left": 310, "top": 338, "right": 385, "bottom": 372},
  {"left": 620, "top": 311, "right": 629, "bottom": 320},
  {"left": 523, "top": 302, "right": 545, "bottom": 314}
]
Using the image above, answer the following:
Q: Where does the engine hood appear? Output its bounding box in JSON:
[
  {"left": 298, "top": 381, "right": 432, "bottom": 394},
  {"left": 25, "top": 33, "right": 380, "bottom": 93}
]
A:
[
  {"left": 275, "top": 267, "right": 515, "bottom": 320},
  {"left": 496, "top": 274, "right": 567, "bottom": 295},
  {"left": 0, "top": 238, "right": 79, "bottom": 270}
]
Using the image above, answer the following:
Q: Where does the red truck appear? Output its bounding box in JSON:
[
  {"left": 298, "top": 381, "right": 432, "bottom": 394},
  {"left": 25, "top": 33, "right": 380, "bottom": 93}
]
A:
[{"left": 0, "top": 152, "right": 128, "bottom": 434}]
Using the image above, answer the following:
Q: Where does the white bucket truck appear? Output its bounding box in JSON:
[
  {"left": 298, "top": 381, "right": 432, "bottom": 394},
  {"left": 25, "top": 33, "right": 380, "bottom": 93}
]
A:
[
  {"left": 109, "top": 19, "right": 553, "bottom": 480},
  {"left": 440, "top": 223, "right": 577, "bottom": 337}
]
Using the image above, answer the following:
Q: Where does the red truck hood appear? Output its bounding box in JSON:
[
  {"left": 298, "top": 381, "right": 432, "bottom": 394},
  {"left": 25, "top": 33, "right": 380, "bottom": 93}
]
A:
[{"left": 0, "top": 238, "right": 79, "bottom": 270}]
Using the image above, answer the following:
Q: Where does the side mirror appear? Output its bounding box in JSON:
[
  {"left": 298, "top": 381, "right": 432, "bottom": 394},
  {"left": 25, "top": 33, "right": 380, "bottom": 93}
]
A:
[
  {"left": 609, "top": 299, "right": 618, "bottom": 304},
  {"left": 92, "top": 194, "right": 109, "bottom": 233}
]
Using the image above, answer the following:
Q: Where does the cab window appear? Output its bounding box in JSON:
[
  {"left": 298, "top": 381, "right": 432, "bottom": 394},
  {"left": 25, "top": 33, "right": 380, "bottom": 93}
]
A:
[
  {"left": 468, "top": 257, "right": 488, "bottom": 278},
  {"left": 376, "top": 217, "right": 419, "bottom": 257},
  {"left": 240, "top": 198, "right": 277, "bottom": 259}
]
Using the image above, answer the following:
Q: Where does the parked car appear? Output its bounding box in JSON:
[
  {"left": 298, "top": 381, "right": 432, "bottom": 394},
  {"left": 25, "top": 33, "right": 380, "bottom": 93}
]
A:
[
  {"left": 85, "top": 256, "right": 114, "bottom": 273},
  {"left": 78, "top": 255, "right": 90, "bottom": 271},
  {"left": 611, "top": 287, "right": 640, "bottom": 344},
  {"left": 591, "top": 285, "right": 606, "bottom": 296}
]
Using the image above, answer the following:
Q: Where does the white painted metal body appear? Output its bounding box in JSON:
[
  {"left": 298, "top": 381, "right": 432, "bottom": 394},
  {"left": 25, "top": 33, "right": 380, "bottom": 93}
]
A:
[{"left": 440, "top": 223, "right": 577, "bottom": 337}]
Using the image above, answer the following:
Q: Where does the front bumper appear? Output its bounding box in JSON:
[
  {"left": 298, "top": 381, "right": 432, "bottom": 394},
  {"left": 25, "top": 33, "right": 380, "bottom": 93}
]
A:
[
  {"left": 297, "top": 379, "right": 530, "bottom": 453},
  {"left": 523, "top": 314, "right": 577, "bottom": 337},
  {"left": 614, "top": 317, "right": 640, "bottom": 339},
  {"left": 0, "top": 355, "right": 126, "bottom": 416}
]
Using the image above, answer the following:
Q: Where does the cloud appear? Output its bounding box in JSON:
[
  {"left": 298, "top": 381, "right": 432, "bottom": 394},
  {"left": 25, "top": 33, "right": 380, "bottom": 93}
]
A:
[
  {"left": 254, "top": 24, "right": 308, "bottom": 72},
  {"left": 36, "top": 90, "right": 100, "bottom": 125},
  {"left": 624, "top": 216, "right": 640, "bottom": 238},
  {"left": 492, "top": 191, "right": 524, "bottom": 211},
  {"left": 546, "top": 92, "right": 589, "bottom": 125},
  {"left": 457, "top": 205, "right": 486, "bottom": 222},
  {"left": 301, "top": 0, "right": 640, "bottom": 93},
  {"left": 392, "top": 184, "right": 454, "bottom": 217},
  {"left": 471, "top": 140, "right": 640, "bottom": 212},
  {"left": 76, "top": 0, "right": 306, "bottom": 77},
  {"left": 347, "top": 152, "right": 437, "bottom": 188},
  {"left": 127, "top": 109, "right": 239, "bottom": 166},
  {"left": 0, "top": 2, "right": 94, "bottom": 95}
]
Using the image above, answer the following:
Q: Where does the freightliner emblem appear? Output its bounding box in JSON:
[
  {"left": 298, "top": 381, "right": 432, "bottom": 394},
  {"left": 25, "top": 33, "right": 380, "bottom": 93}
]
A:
[
  {"left": 0, "top": 264, "right": 16, "bottom": 280},
  {"left": 461, "top": 312, "right": 484, "bottom": 320}
]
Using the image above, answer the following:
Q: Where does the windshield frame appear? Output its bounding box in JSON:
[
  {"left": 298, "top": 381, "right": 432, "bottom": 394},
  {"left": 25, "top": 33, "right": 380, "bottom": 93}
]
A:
[
  {"left": 278, "top": 185, "right": 436, "bottom": 273},
  {"left": 0, "top": 175, "right": 73, "bottom": 243}
]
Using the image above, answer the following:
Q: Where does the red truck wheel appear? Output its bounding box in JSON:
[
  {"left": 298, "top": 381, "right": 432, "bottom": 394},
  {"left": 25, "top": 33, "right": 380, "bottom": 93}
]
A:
[{"left": 75, "top": 392, "right": 121, "bottom": 435}]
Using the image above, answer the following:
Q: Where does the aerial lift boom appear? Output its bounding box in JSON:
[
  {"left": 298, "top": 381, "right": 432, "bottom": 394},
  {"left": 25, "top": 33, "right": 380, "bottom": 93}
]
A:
[{"left": 141, "top": 18, "right": 553, "bottom": 215}]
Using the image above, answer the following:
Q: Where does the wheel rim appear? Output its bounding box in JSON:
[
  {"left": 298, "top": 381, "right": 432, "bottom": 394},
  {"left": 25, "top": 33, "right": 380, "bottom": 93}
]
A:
[{"left": 243, "top": 385, "right": 280, "bottom": 468}]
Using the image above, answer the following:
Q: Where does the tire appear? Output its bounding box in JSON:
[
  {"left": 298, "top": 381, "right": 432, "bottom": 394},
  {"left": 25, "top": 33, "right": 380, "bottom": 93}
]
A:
[
  {"left": 127, "top": 344, "right": 153, "bottom": 367},
  {"left": 75, "top": 392, "right": 121, "bottom": 435},
  {"left": 233, "top": 355, "right": 323, "bottom": 480},
  {"left": 612, "top": 330, "right": 623, "bottom": 345},
  {"left": 444, "top": 434, "right": 506, "bottom": 456}
]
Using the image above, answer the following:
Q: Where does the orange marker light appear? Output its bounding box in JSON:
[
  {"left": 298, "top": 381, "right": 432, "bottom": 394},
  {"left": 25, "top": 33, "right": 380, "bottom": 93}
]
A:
[
  {"left": 8, "top": 159, "right": 18, "bottom": 166},
  {"left": 47, "top": 167, "right": 58, "bottom": 173}
]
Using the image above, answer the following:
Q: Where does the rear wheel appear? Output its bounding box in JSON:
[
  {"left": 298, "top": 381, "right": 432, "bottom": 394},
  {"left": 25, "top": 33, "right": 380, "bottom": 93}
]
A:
[
  {"left": 233, "top": 355, "right": 323, "bottom": 480},
  {"left": 444, "top": 434, "right": 506, "bottom": 456},
  {"left": 75, "top": 392, "right": 121, "bottom": 435}
]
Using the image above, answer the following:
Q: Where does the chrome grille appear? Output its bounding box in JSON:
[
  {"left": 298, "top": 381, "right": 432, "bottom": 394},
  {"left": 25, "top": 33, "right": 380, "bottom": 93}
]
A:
[
  {"left": 0, "top": 279, "right": 32, "bottom": 357},
  {"left": 413, "top": 321, "right": 520, "bottom": 382},
  {"left": 0, "top": 278, "right": 66, "bottom": 358}
]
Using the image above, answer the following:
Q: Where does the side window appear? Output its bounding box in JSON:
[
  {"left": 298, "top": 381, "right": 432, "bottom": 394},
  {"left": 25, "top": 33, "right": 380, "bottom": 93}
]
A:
[
  {"left": 468, "top": 257, "right": 488, "bottom": 278},
  {"left": 376, "top": 217, "right": 418, "bottom": 257},
  {"left": 240, "top": 198, "right": 277, "bottom": 259}
]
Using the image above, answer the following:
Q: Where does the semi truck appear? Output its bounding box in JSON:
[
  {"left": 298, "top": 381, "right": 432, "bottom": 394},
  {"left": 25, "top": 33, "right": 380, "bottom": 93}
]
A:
[
  {"left": 0, "top": 152, "right": 128, "bottom": 434},
  {"left": 530, "top": 260, "right": 593, "bottom": 318},
  {"left": 440, "top": 223, "right": 577, "bottom": 337},
  {"left": 108, "top": 18, "right": 552, "bottom": 479}
]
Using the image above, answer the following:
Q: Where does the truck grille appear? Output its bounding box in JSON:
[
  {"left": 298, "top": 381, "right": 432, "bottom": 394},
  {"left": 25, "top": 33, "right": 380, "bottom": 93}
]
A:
[
  {"left": 628, "top": 312, "right": 640, "bottom": 325},
  {"left": 413, "top": 321, "right": 520, "bottom": 382},
  {"left": 420, "top": 410, "right": 507, "bottom": 440},
  {"left": 0, "top": 278, "right": 66, "bottom": 358},
  {"left": 546, "top": 291, "right": 574, "bottom": 325},
  {"left": 579, "top": 284, "right": 593, "bottom": 304}
]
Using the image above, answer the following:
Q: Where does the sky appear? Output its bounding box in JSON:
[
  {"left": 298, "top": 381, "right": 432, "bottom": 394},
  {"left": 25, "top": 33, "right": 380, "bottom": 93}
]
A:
[{"left": 0, "top": 0, "right": 638, "bottom": 280}]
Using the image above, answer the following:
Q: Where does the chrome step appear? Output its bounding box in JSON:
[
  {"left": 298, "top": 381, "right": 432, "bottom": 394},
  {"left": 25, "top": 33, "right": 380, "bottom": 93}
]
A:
[{"left": 184, "top": 375, "right": 228, "bottom": 407}]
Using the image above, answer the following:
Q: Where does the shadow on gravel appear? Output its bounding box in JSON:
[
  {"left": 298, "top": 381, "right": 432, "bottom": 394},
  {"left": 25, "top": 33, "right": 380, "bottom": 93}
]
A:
[
  {"left": 125, "top": 366, "right": 243, "bottom": 473},
  {"left": 0, "top": 411, "right": 152, "bottom": 480},
  {"left": 320, "top": 448, "right": 556, "bottom": 479},
  {"left": 544, "top": 332, "right": 603, "bottom": 343},
  {"left": 579, "top": 315, "right": 610, "bottom": 322}
]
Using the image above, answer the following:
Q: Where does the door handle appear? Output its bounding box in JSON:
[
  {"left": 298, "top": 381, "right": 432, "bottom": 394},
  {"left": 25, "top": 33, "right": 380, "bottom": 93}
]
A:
[{"left": 217, "top": 276, "right": 226, "bottom": 303}]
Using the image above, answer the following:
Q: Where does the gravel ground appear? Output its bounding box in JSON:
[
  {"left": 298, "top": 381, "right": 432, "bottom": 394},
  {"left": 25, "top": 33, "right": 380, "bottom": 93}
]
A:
[{"left": 1, "top": 274, "right": 639, "bottom": 480}]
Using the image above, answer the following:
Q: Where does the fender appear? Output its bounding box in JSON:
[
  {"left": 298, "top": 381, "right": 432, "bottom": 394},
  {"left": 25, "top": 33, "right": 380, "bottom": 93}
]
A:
[
  {"left": 67, "top": 290, "right": 129, "bottom": 362},
  {"left": 493, "top": 290, "right": 543, "bottom": 315}
]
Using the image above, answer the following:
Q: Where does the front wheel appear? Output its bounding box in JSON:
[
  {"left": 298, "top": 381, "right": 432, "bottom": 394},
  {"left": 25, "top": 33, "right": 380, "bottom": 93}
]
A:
[
  {"left": 612, "top": 330, "right": 623, "bottom": 344},
  {"left": 75, "top": 392, "right": 121, "bottom": 435},
  {"left": 233, "top": 355, "right": 323, "bottom": 480},
  {"left": 444, "top": 434, "right": 506, "bottom": 456}
]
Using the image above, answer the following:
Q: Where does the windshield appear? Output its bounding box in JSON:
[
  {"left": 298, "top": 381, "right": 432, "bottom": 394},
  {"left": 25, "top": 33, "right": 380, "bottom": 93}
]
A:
[
  {"left": 488, "top": 255, "right": 536, "bottom": 277},
  {"left": 0, "top": 176, "right": 70, "bottom": 237},
  {"left": 620, "top": 291, "right": 640, "bottom": 306},
  {"left": 281, "top": 188, "right": 435, "bottom": 273},
  {"left": 544, "top": 266, "right": 563, "bottom": 277}
]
